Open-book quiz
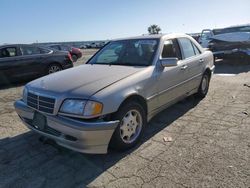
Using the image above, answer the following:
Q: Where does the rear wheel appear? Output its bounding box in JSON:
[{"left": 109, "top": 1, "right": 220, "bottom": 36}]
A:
[
  {"left": 196, "top": 72, "right": 210, "bottom": 98},
  {"left": 110, "top": 102, "right": 146, "bottom": 151},
  {"left": 47, "top": 64, "right": 62, "bottom": 74}
]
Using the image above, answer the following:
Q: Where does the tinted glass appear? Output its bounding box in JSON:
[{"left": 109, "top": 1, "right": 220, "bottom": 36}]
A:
[
  {"left": 88, "top": 39, "right": 159, "bottom": 66},
  {"left": 40, "top": 47, "right": 51, "bottom": 54},
  {"left": 178, "top": 38, "right": 195, "bottom": 59},
  {"left": 0, "top": 47, "right": 17, "bottom": 58},
  {"left": 161, "top": 40, "right": 178, "bottom": 58},
  {"left": 21, "top": 46, "right": 41, "bottom": 55},
  {"left": 61, "top": 45, "right": 70, "bottom": 51}
]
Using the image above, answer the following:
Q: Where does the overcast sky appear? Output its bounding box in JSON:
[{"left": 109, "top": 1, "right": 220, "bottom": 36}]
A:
[{"left": 1, "top": 0, "right": 250, "bottom": 44}]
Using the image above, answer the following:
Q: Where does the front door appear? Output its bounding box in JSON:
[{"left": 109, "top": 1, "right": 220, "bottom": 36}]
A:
[
  {"left": 155, "top": 39, "right": 190, "bottom": 109},
  {"left": 0, "top": 46, "right": 22, "bottom": 83}
]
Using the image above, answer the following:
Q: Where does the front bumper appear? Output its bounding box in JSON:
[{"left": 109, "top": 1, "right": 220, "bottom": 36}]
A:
[{"left": 14, "top": 100, "right": 119, "bottom": 154}]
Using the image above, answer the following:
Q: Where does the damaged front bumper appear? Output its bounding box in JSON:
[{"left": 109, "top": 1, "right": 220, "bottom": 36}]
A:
[{"left": 14, "top": 100, "right": 119, "bottom": 154}]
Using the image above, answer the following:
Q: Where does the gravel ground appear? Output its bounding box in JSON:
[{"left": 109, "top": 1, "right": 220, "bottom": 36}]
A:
[{"left": 0, "top": 51, "right": 249, "bottom": 188}]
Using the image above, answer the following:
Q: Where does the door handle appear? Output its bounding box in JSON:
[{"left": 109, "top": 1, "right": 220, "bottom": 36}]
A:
[
  {"left": 181, "top": 65, "right": 188, "bottom": 70},
  {"left": 199, "top": 59, "right": 204, "bottom": 63}
]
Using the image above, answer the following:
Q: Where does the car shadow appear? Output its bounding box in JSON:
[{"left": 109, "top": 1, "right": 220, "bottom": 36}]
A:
[
  {"left": 214, "top": 59, "right": 250, "bottom": 74},
  {"left": 0, "top": 95, "right": 200, "bottom": 187}
]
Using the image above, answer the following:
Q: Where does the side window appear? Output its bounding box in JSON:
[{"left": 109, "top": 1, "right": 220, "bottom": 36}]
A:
[
  {"left": 192, "top": 42, "right": 201, "bottom": 55},
  {"left": 0, "top": 47, "right": 17, "bottom": 58},
  {"left": 178, "top": 38, "right": 196, "bottom": 59},
  {"left": 161, "top": 39, "right": 182, "bottom": 60},
  {"left": 161, "top": 40, "right": 178, "bottom": 58},
  {"left": 40, "top": 48, "right": 51, "bottom": 54},
  {"left": 61, "top": 45, "right": 70, "bottom": 51},
  {"left": 21, "top": 46, "right": 41, "bottom": 55}
]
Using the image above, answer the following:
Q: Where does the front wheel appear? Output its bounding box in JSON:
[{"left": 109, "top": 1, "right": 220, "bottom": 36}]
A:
[
  {"left": 196, "top": 72, "right": 210, "bottom": 98},
  {"left": 110, "top": 102, "right": 146, "bottom": 151}
]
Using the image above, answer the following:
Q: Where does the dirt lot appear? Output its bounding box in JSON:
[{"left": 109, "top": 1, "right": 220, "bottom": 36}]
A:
[{"left": 0, "top": 50, "right": 249, "bottom": 188}]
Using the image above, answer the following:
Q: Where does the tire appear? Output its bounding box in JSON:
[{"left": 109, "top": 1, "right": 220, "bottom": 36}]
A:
[
  {"left": 47, "top": 64, "right": 62, "bottom": 74},
  {"left": 110, "top": 102, "right": 147, "bottom": 151},
  {"left": 72, "top": 55, "right": 78, "bottom": 62},
  {"left": 196, "top": 72, "right": 210, "bottom": 98}
]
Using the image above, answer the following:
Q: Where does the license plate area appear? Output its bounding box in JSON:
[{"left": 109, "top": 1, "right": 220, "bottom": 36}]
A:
[{"left": 32, "top": 112, "right": 47, "bottom": 131}]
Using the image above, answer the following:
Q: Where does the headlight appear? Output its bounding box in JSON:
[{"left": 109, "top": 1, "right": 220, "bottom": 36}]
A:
[
  {"left": 60, "top": 99, "right": 103, "bottom": 117},
  {"left": 60, "top": 100, "right": 86, "bottom": 115},
  {"left": 23, "top": 87, "right": 28, "bottom": 103}
]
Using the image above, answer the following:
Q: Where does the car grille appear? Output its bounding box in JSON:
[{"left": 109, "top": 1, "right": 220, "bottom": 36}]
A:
[{"left": 27, "top": 92, "right": 55, "bottom": 114}]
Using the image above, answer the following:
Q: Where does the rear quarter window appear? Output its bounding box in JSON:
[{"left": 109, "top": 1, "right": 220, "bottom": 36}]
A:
[{"left": 21, "top": 46, "right": 41, "bottom": 55}]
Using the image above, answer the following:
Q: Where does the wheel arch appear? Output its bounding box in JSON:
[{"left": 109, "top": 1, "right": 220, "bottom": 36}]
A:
[
  {"left": 204, "top": 67, "right": 212, "bottom": 80},
  {"left": 118, "top": 94, "right": 148, "bottom": 116}
]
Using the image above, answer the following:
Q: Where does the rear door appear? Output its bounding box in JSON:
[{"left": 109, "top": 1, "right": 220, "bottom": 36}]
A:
[
  {"left": 19, "top": 45, "right": 45, "bottom": 77},
  {"left": 177, "top": 38, "right": 205, "bottom": 92}
]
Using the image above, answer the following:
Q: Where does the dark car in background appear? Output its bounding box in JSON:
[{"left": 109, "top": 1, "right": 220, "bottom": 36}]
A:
[
  {"left": 0, "top": 44, "right": 73, "bottom": 85},
  {"left": 47, "top": 44, "right": 82, "bottom": 62}
]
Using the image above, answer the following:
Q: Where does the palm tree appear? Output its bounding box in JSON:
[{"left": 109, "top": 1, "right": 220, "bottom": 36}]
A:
[{"left": 148, "top": 24, "right": 161, "bottom": 34}]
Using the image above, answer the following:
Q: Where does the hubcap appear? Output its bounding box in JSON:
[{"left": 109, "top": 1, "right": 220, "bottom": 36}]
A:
[
  {"left": 119, "top": 109, "right": 142, "bottom": 144},
  {"left": 49, "top": 66, "right": 61, "bottom": 74},
  {"left": 201, "top": 75, "right": 208, "bottom": 93}
]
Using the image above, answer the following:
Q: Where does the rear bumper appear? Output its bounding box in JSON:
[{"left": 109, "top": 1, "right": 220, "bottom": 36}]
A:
[{"left": 14, "top": 100, "right": 119, "bottom": 154}]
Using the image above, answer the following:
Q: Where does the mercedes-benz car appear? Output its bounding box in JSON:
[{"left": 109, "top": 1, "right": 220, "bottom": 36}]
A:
[{"left": 14, "top": 34, "right": 214, "bottom": 154}]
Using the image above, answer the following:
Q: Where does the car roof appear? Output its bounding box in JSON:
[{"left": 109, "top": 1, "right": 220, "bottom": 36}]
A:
[
  {"left": 0, "top": 44, "right": 35, "bottom": 48},
  {"left": 113, "top": 33, "right": 190, "bottom": 41}
]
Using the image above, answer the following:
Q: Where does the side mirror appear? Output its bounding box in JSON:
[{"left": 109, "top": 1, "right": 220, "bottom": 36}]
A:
[{"left": 160, "top": 58, "right": 178, "bottom": 67}]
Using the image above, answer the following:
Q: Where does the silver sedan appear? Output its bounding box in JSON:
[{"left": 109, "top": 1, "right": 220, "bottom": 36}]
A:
[{"left": 14, "top": 34, "right": 214, "bottom": 154}]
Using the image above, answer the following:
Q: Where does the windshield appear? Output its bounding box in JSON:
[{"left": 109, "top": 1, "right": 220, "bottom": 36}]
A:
[
  {"left": 88, "top": 39, "right": 159, "bottom": 66},
  {"left": 200, "top": 30, "right": 213, "bottom": 40}
]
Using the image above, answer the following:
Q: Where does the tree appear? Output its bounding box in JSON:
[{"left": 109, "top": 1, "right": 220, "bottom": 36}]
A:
[{"left": 148, "top": 24, "right": 161, "bottom": 34}]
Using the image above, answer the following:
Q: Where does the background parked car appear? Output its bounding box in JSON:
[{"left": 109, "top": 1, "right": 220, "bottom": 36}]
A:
[
  {"left": 79, "top": 44, "right": 87, "bottom": 49},
  {"left": 47, "top": 44, "right": 82, "bottom": 62},
  {"left": 0, "top": 44, "right": 73, "bottom": 85}
]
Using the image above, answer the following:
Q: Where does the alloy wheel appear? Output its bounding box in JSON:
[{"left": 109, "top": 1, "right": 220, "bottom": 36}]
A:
[
  {"left": 201, "top": 75, "right": 208, "bottom": 94},
  {"left": 119, "top": 109, "right": 143, "bottom": 144},
  {"left": 48, "top": 65, "right": 61, "bottom": 74}
]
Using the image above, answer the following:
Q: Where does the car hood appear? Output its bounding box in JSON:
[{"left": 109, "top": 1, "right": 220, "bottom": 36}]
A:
[{"left": 27, "top": 64, "right": 145, "bottom": 98}]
